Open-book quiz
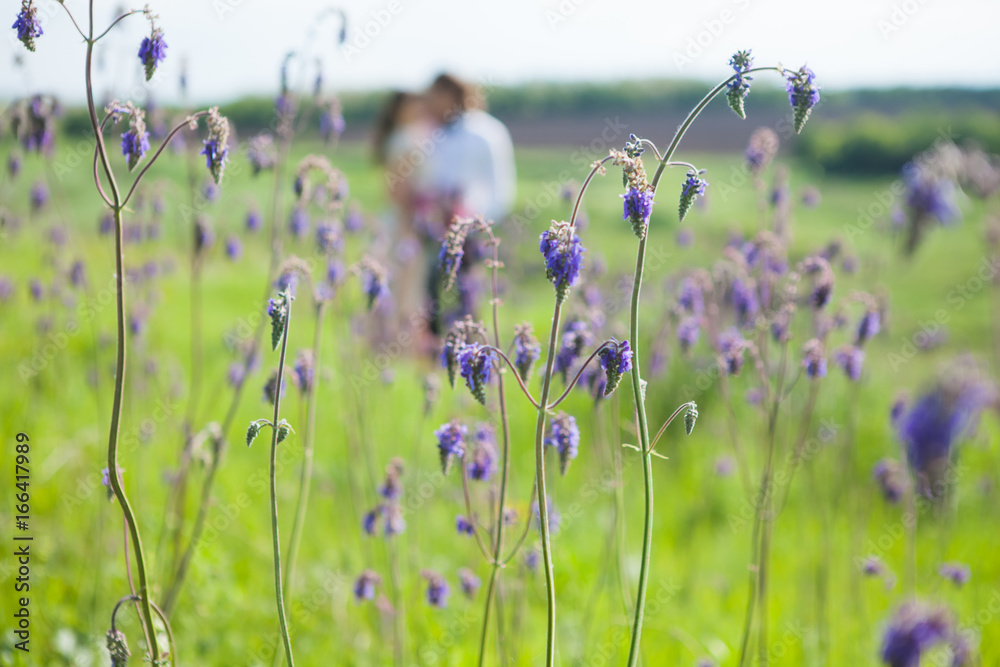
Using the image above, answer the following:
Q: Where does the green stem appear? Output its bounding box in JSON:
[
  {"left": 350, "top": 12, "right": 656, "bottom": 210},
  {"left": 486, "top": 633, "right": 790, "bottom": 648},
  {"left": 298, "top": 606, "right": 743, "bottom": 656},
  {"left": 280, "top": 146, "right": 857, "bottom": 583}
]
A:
[
  {"left": 477, "top": 230, "right": 514, "bottom": 667},
  {"left": 626, "top": 65, "right": 788, "bottom": 667},
  {"left": 269, "top": 301, "right": 295, "bottom": 667},
  {"left": 83, "top": 4, "right": 160, "bottom": 659},
  {"left": 533, "top": 299, "right": 564, "bottom": 667}
]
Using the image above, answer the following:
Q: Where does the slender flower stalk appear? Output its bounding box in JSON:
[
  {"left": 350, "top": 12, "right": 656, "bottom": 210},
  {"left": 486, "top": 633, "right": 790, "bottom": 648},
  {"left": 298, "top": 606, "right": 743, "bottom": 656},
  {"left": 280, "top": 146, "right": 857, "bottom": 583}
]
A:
[
  {"left": 266, "top": 291, "right": 296, "bottom": 666},
  {"left": 622, "top": 63, "right": 792, "bottom": 667}
]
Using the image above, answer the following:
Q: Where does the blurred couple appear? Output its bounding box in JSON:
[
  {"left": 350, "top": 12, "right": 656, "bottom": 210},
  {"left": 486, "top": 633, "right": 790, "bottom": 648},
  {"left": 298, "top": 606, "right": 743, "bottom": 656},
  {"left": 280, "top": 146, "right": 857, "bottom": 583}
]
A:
[{"left": 374, "top": 74, "right": 516, "bottom": 346}]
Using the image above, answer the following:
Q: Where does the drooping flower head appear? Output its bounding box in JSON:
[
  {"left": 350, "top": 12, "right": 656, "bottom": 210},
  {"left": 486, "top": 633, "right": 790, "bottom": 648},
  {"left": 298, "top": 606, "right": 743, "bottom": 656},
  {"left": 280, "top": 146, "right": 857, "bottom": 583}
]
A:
[
  {"left": 353, "top": 570, "right": 381, "bottom": 601},
  {"left": 458, "top": 568, "right": 481, "bottom": 599},
  {"left": 106, "top": 628, "right": 130, "bottom": 667},
  {"left": 263, "top": 371, "right": 286, "bottom": 405},
  {"left": 267, "top": 290, "right": 290, "bottom": 351},
  {"left": 539, "top": 220, "right": 585, "bottom": 302},
  {"left": 856, "top": 308, "right": 881, "bottom": 346},
  {"left": 319, "top": 100, "right": 346, "bottom": 143},
  {"left": 292, "top": 349, "right": 313, "bottom": 394},
  {"left": 225, "top": 235, "right": 242, "bottom": 260},
  {"left": 357, "top": 257, "right": 389, "bottom": 310},
  {"left": 439, "top": 216, "right": 475, "bottom": 291},
  {"left": 731, "top": 277, "right": 759, "bottom": 326},
  {"left": 598, "top": 339, "right": 632, "bottom": 397},
  {"left": 118, "top": 104, "right": 150, "bottom": 172},
  {"left": 545, "top": 412, "right": 580, "bottom": 476},
  {"left": 440, "top": 316, "right": 486, "bottom": 387},
  {"left": 938, "top": 563, "right": 970, "bottom": 587},
  {"left": 785, "top": 65, "right": 820, "bottom": 134},
  {"left": 801, "top": 256, "right": 834, "bottom": 310},
  {"left": 455, "top": 514, "right": 475, "bottom": 536},
  {"left": 745, "top": 127, "right": 779, "bottom": 174},
  {"left": 137, "top": 13, "right": 167, "bottom": 81},
  {"left": 873, "top": 459, "right": 905, "bottom": 504},
  {"left": 29, "top": 180, "right": 48, "bottom": 212},
  {"left": 12, "top": 1, "right": 42, "bottom": 52},
  {"left": 422, "top": 571, "right": 450, "bottom": 608},
  {"left": 247, "top": 133, "right": 276, "bottom": 175},
  {"left": 896, "top": 359, "right": 995, "bottom": 498},
  {"left": 554, "top": 319, "right": 593, "bottom": 382},
  {"left": 458, "top": 342, "right": 496, "bottom": 405},
  {"left": 880, "top": 601, "right": 958, "bottom": 667},
  {"left": 677, "top": 316, "right": 701, "bottom": 353},
  {"left": 512, "top": 323, "right": 541, "bottom": 382},
  {"left": 467, "top": 422, "right": 497, "bottom": 482},
  {"left": 726, "top": 50, "right": 754, "bottom": 119},
  {"left": 677, "top": 276, "right": 705, "bottom": 314},
  {"left": 802, "top": 338, "right": 827, "bottom": 379},
  {"left": 622, "top": 186, "right": 654, "bottom": 238},
  {"left": 834, "top": 345, "right": 865, "bottom": 381},
  {"left": 434, "top": 420, "right": 467, "bottom": 475},
  {"left": 200, "top": 107, "right": 230, "bottom": 184},
  {"left": 678, "top": 169, "right": 708, "bottom": 222},
  {"left": 378, "top": 458, "right": 405, "bottom": 502}
]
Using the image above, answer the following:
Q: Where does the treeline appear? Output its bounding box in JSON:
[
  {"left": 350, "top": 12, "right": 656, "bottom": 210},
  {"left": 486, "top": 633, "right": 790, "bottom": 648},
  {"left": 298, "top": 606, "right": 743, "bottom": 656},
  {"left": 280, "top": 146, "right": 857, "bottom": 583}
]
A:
[{"left": 54, "top": 81, "right": 1000, "bottom": 174}]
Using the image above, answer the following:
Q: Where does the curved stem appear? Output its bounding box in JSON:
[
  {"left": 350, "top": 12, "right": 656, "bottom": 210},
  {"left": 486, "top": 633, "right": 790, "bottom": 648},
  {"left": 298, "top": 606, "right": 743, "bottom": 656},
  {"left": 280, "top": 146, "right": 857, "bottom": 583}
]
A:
[
  {"left": 461, "top": 456, "right": 496, "bottom": 562},
  {"left": 282, "top": 301, "right": 326, "bottom": 599},
  {"left": 269, "top": 299, "right": 296, "bottom": 667},
  {"left": 501, "top": 480, "right": 539, "bottom": 567},
  {"left": 84, "top": 3, "right": 160, "bottom": 657},
  {"left": 485, "top": 346, "right": 540, "bottom": 409},
  {"left": 624, "top": 65, "right": 786, "bottom": 667},
  {"left": 122, "top": 112, "right": 209, "bottom": 209},
  {"left": 545, "top": 341, "right": 615, "bottom": 410},
  {"left": 149, "top": 600, "right": 176, "bottom": 664},
  {"left": 648, "top": 401, "right": 696, "bottom": 453},
  {"left": 570, "top": 155, "right": 614, "bottom": 228},
  {"left": 92, "top": 9, "right": 142, "bottom": 43},
  {"left": 476, "top": 228, "right": 514, "bottom": 667},
  {"left": 56, "top": 2, "right": 88, "bottom": 42},
  {"left": 532, "top": 299, "right": 564, "bottom": 667}
]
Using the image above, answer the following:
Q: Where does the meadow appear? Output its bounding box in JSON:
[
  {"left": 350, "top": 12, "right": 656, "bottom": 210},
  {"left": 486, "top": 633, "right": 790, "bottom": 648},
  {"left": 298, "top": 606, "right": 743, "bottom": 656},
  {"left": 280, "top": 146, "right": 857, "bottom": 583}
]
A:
[{"left": 1, "top": 99, "right": 999, "bottom": 667}]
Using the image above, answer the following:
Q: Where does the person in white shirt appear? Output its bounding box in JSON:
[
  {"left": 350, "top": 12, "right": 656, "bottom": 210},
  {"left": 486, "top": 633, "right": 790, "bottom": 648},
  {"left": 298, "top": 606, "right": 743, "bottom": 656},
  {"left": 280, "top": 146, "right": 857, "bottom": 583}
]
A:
[{"left": 424, "top": 74, "right": 516, "bottom": 224}]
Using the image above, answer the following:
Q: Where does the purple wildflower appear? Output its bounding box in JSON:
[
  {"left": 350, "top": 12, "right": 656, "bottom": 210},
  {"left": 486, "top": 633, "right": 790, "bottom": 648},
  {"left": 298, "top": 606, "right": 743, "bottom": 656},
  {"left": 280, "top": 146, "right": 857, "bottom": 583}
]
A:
[
  {"left": 120, "top": 122, "right": 150, "bottom": 171},
  {"left": 200, "top": 107, "right": 230, "bottom": 184},
  {"left": 362, "top": 509, "right": 379, "bottom": 536},
  {"left": 12, "top": 1, "right": 42, "bottom": 52},
  {"left": 726, "top": 50, "right": 754, "bottom": 118},
  {"left": 802, "top": 339, "right": 827, "bottom": 379},
  {"left": 456, "top": 515, "right": 475, "bottom": 536},
  {"left": 785, "top": 65, "right": 820, "bottom": 133},
  {"left": 679, "top": 169, "right": 708, "bottom": 222},
  {"left": 856, "top": 309, "right": 881, "bottom": 346},
  {"left": 458, "top": 342, "right": 495, "bottom": 405},
  {"left": 246, "top": 209, "right": 262, "bottom": 232},
  {"left": 555, "top": 320, "right": 593, "bottom": 382},
  {"left": 345, "top": 206, "right": 364, "bottom": 233},
  {"left": 138, "top": 27, "right": 167, "bottom": 80},
  {"left": 288, "top": 206, "right": 309, "bottom": 239},
  {"left": 194, "top": 216, "right": 214, "bottom": 255},
  {"left": 938, "top": 563, "right": 970, "bottom": 587},
  {"left": 731, "top": 278, "right": 759, "bottom": 326},
  {"left": 539, "top": 221, "right": 585, "bottom": 302},
  {"left": 677, "top": 316, "right": 700, "bottom": 353},
  {"left": 359, "top": 259, "right": 389, "bottom": 310},
  {"left": 467, "top": 422, "right": 497, "bottom": 481},
  {"left": 873, "top": 459, "right": 905, "bottom": 504},
  {"left": 545, "top": 412, "right": 580, "bottom": 475},
  {"left": 225, "top": 235, "right": 242, "bottom": 261},
  {"left": 29, "top": 181, "right": 47, "bottom": 212},
  {"left": 834, "top": 345, "right": 865, "bottom": 381},
  {"left": 439, "top": 217, "right": 472, "bottom": 291},
  {"left": 678, "top": 277, "right": 704, "bottom": 314},
  {"left": 458, "top": 568, "right": 481, "bottom": 599},
  {"left": 880, "top": 601, "right": 955, "bottom": 667},
  {"left": 435, "top": 420, "right": 467, "bottom": 474},
  {"left": 354, "top": 570, "right": 381, "bottom": 601},
  {"left": 292, "top": 350, "right": 313, "bottom": 394},
  {"left": 513, "top": 323, "right": 541, "bottom": 382},
  {"left": 423, "top": 571, "right": 450, "bottom": 608},
  {"left": 597, "top": 339, "right": 632, "bottom": 397},
  {"left": 622, "top": 186, "right": 654, "bottom": 238},
  {"left": 28, "top": 278, "right": 43, "bottom": 302}
]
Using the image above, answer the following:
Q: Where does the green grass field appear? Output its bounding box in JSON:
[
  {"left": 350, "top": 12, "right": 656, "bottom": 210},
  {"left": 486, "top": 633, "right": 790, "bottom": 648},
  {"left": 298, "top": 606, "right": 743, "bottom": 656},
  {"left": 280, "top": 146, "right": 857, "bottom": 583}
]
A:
[{"left": 0, "top": 133, "right": 997, "bottom": 666}]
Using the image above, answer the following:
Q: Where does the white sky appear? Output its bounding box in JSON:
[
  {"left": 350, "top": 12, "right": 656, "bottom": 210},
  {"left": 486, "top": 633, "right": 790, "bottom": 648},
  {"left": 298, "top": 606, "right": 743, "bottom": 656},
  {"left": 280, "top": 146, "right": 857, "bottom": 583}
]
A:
[{"left": 2, "top": 0, "right": 999, "bottom": 105}]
